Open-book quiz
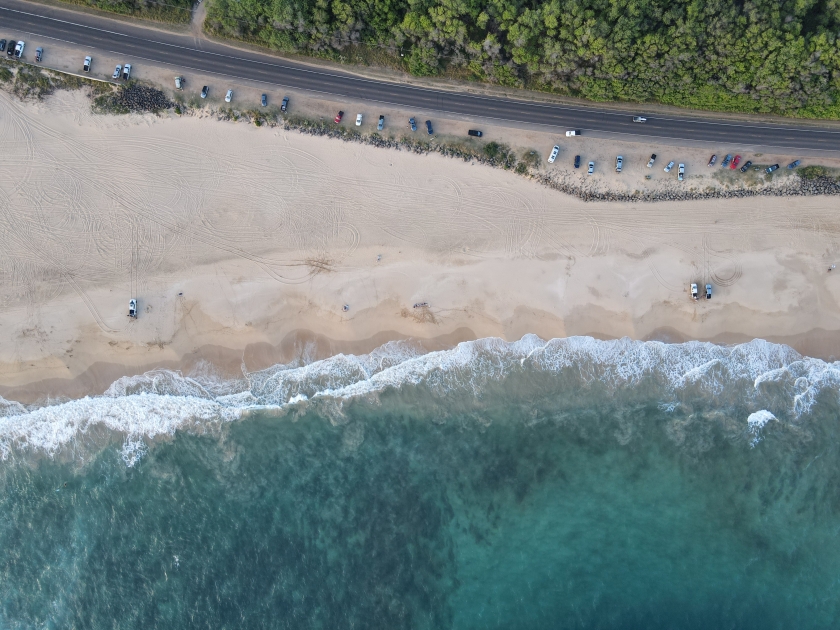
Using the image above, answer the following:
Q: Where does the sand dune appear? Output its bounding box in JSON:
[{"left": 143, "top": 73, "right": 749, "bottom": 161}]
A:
[{"left": 2, "top": 89, "right": 840, "bottom": 400}]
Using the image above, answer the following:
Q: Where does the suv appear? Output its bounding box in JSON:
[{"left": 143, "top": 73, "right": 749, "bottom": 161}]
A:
[
  {"left": 281, "top": 96, "right": 289, "bottom": 112},
  {"left": 84, "top": 56, "right": 92, "bottom": 72},
  {"left": 565, "top": 130, "right": 580, "bottom": 136},
  {"left": 35, "top": 47, "right": 43, "bottom": 62},
  {"left": 5, "top": 41, "right": 14, "bottom": 57},
  {"left": 721, "top": 154, "right": 733, "bottom": 168},
  {"left": 548, "top": 145, "right": 560, "bottom": 163},
  {"left": 787, "top": 160, "right": 801, "bottom": 169},
  {"left": 707, "top": 155, "right": 717, "bottom": 167},
  {"left": 175, "top": 76, "right": 183, "bottom": 89},
  {"left": 261, "top": 94, "right": 267, "bottom": 107},
  {"left": 615, "top": 156, "right": 623, "bottom": 173},
  {"left": 0, "top": 40, "right": 6, "bottom": 53},
  {"left": 201, "top": 85, "right": 209, "bottom": 98},
  {"left": 377, "top": 115, "right": 384, "bottom": 131},
  {"left": 574, "top": 155, "right": 581, "bottom": 168},
  {"left": 425, "top": 120, "right": 433, "bottom": 135},
  {"left": 334, "top": 111, "right": 344, "bottom": 123},
  {"left": 766, "top": 164, "right": 780, "bottom": 173},
  {"left": 647, "top": 154, "right": 656, "bottom": 168},
  {"left": 739, "top": 160, "right": 752, "bottom": 173},
  {"left": 409, "top": 117, "right": 417, "bottom": 131},
  {"left": 225, "top": 89, "right": 233, "bottom": 103},
  {"left": 678, "top": 163, "right": 685, "bottom": 181},
  {"left": 14, "top": 41, "right": 24, "bottom": 58},
  {"left": 122, "top": 64, "right": 131, "bottom": 80},
  {"left": 468, "top": 129, "right": 482, "bottom": 137}
]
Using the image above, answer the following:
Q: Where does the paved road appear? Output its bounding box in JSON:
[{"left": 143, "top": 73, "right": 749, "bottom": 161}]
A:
[{"left": 2, "top": 0, "right": 839, "bottom": 153}]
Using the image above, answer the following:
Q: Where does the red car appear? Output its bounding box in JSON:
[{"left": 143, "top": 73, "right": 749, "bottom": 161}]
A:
[
  {"left": 334, "top": 111, "right": 344, "bottom": 123},
  {"left": 730, "top": 155, "right": 741, "bottom": 169}
]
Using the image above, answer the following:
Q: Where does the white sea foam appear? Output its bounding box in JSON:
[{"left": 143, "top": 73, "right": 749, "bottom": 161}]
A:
[
  {"left": 1, "top": 335, "right": 839, "bottom": 463},
  {"left": 747, "top": 410, "right": 777, "bottom": 447}
]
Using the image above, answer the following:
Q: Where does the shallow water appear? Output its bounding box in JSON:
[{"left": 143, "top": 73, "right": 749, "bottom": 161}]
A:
[{"left": 1, "top": 336, "right": 840, "bottom": 628}]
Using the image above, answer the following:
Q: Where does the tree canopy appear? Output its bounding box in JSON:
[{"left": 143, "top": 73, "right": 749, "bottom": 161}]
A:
[{"left": 203, "top": 0, "right": 840, "bottom": 117}]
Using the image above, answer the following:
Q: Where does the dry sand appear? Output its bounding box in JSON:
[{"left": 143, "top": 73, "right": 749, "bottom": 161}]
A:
[{"left": 3, "top": 89, "right": 840, "bottom": 402}]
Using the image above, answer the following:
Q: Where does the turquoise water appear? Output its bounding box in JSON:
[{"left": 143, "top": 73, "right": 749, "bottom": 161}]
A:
[{"left": 1, "top": 336, "right": 840, "bottom": 628}]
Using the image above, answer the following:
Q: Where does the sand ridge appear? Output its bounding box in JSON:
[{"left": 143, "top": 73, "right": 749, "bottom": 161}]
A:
[{"left": 2, "top": 89, "right": 840, "bottom": 399}]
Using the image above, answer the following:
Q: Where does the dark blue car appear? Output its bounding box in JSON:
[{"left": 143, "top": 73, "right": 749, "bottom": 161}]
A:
[
  {"left": 574, "top": 155, "right": 581, "bottom": 168},
  {"left": 425, "top": 120, "right": 433, "bottom": 135}
]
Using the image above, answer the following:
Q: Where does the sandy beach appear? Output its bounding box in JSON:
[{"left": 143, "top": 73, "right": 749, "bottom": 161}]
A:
[{"left": 3, "top": 88, "right": 840, "bottom": 402}]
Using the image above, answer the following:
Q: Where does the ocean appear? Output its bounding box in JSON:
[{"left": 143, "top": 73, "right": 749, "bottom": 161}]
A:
[{"left": 1, "top": 335, "right": 839, "bottom": 629}]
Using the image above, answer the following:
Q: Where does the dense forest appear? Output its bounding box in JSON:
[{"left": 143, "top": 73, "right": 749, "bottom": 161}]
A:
[{"left": 201, "top": 0, "right": 840, "bottom": 117}]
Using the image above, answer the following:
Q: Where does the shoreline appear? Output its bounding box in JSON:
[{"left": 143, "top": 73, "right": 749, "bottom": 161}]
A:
[{"left": 5, "top": 326, "right": 840, "bottom": 406}]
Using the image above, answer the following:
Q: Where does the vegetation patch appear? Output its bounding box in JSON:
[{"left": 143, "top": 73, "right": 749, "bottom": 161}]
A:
[
  {"left": 205, "top": 0, "right": 840, "bottom": 119},
  {"left": 94, "top": 84, "right": 173, "bottom": 114},
  {"left": 56, "top": 0, "right": 193, "bottom": 23}
]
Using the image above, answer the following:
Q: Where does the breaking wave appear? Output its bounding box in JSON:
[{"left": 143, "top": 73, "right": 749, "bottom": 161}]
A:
[{"left": 1, "top": 335, "right": 839, "bottom": 464}]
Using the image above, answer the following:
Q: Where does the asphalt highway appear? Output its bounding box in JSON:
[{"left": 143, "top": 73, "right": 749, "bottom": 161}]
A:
[{"left": 2, "top": 0, "right": 840, "bottom": 153}]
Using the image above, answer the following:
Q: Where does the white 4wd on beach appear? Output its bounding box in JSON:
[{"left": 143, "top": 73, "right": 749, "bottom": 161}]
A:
[{"left": 548, "top": 145, "right": 560, "bottom": 163}]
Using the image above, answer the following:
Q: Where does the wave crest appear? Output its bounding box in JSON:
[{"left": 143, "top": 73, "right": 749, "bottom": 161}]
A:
[{"left": 1, "top": 335, "right": 839, "bottom": 464}]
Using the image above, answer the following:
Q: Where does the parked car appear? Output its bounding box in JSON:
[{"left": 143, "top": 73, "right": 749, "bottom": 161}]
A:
[
  {"left": 377, "top": 115, "right": 384, "bottom": 131},
  {"left": 112, "top": 64, "right": 122, "bottom": 80},
  {"left": 548, "top": 145, "right": 560, "bottom": 163},
  {"left": 6, "top": 41, "right": 15, "bottom": 57},
  {"left": 632, "top": 116, "right": 647, "bottom": 123},
  {"left": 730, "top": 155, "right": 741, "bottom": 170},
  {"left": 334, "top": 111, "right": 344, "bottom": 123},
  {"left": 261, "top": 94, "right": 267, "bottom": 107},
  {"left": 355, "top": 113, "right": 363, "bottom": 126},
  {"left": 574, "top": 155, "right": 581, "bottom": 168},
  {"left": 83, "top": 56, "right": 92, "bottom": 72},
  {"left": 565, "top": 130, "right": 581, "bottom": 136},
  {"left": 708, "top": 154, "right": 717, "bottom": 167},
  {"left": 281, "top": 96, "right": 289, "bottom": 112},
  {"left": 201, "top": 85, "right": 208, "bottom": 99},
  {"left": 691, "top": 284, "right": 698, "bottom": 300},
  {"left": 587, "top": 161, "right": 595, "bottom": 174},
  {"left": 647, "top": 154, "right": 656, "bottom": 168},
  {"left": 664, "top": 160, "right": 675, "bottom": 173},
  {"left": 615, "top": 155, "right": 623, "bottom": 173},
  {"left": 128, "top": 299, "right": 137, "bottom": 318},
  {"left": 721, "top": 154, "right": 733, "bottom": 168},
  {"left": 122, "top": 64, "right": 131, "bottom": 80},
  {"left": 35, "top": 47, "right": 43, "bottom": 62},
  {"left": 0, "top": 40, "right": 6, "bottom": 52},
  {"left": 409, "top": 117, "right": 417, "bottom": 131},
  {"left": 468, "top": 129, "right": 483, "bottom": 137},
  {"left": 787, "top": 160, "right": 801, "bottom": 169},
  {"left": 14, "top": 41, "right": 24, "bottom": 58},
  {"left": 678, "top": 163, "right": 685, "bottom": 181},
  {"left": 705, "top": 284, "right": 712, "bottom": 300},
  {"left": 225, "top": 89, "right": 232, "bottom": 103},
  {"left": 739, "top": 160, "right": 752, "bottom": 173},
  {"left": 766, "top": 164, "right": 780, "bottom": 173},
  {"left": 425, "top": 120, "right": 433, "bottom": 135}
]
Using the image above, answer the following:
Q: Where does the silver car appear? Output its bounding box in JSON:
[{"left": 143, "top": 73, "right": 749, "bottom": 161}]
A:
[
  {"left": 587, "top": 161, "right": 595, "bottom": 175},
  {"left": 112, "top": 64, "right": 121, "bottom": 80},
  {"left": 664, "top": 160, "right": 675, "bottom": 173},
  {"left": 615, "top": 156, "right": 623, "bottom": 173}
]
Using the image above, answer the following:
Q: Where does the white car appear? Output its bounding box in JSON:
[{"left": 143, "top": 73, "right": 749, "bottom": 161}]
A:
[
  {"left": 13, "top": 41, "right": 24, "bottom": 58},
  {"left": 678, "top": 163, "right": 685, "bottom": 181},
  {"left": 175, "top": 76, "right": 182, "bottom": 90},
  {"left": 83, "top": 56, "right": 92, "bottom": 72},
  {"left": 664, "top": 160, "right": 675, "bottom": 173},
  {"left": 356, "top": 113, "right": 363, "bottom": 126},
  {"left": 632, "top": 116, "right": 647, "bottom": 123},
  {"left": 647, "top": 154, "right": 656, "bottom": 168},
  {"left": 565, "top": 130, "right": 581, "bottom": 137},
  {"left": 587, "top": 161, "right": 595, "bottom": 175},
  {"left": 690, "top": 283, "right": 698, "bottom": 300},
  {"left": 548, "top": 145, "right": 560, "bottom": 163},
  {"left": 128, "top": 299, "right": 137, "bottom": 318},
  {"left": 112, "top": 64, "right": 121, "bottom": 80},
  {"left": 122, "top": 64, "right": 131, "bottom": 80},
  {"left": 615, "top": 156, "right": 623, "bottom": 173},
  {"left": 225, "top": 89, "right": 233, "bottom": 103}
]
